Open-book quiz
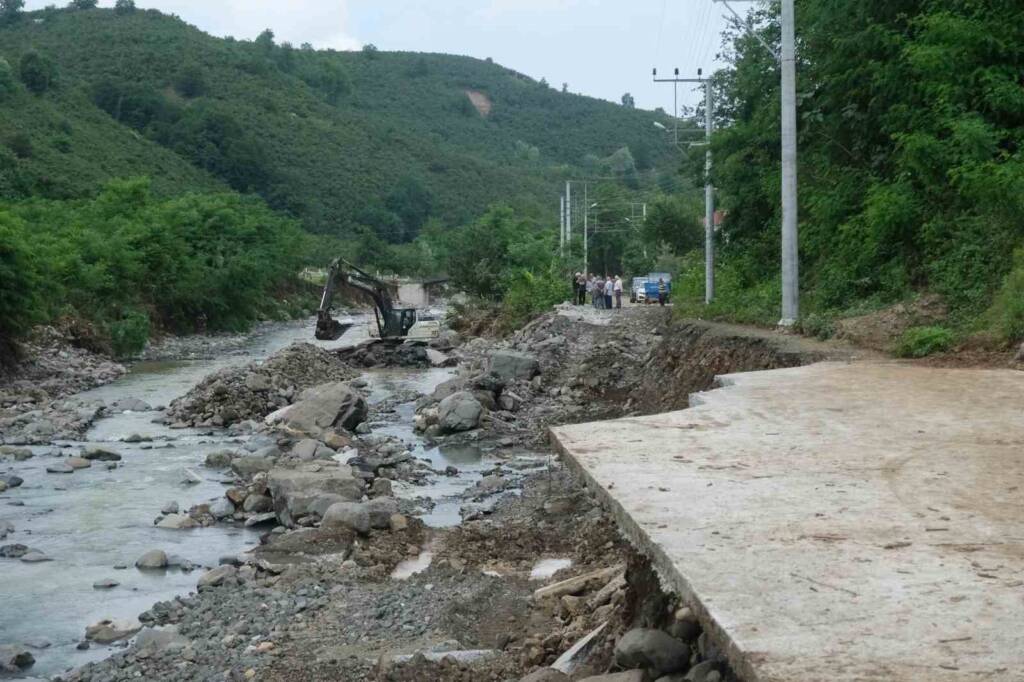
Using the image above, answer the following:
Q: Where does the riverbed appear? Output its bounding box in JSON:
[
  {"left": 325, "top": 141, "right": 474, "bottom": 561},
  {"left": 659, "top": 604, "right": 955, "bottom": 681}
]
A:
[{"left": 0, "top": 316, "right": 514, "bottom": 679}]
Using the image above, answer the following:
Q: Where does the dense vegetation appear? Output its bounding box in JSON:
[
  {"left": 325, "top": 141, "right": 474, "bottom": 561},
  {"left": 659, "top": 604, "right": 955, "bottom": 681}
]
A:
[
  {"left": 0, "top": 5, "right": 673, "bottom": 242},
  {"left": 0, "top": 2, "right": 680, "bottom": 360},
  {"left": 0, "top": 178, "right": 306, "bottom": 359},
  {"left": 675, "top": 0, "right": 1024, "bottom": 346}
]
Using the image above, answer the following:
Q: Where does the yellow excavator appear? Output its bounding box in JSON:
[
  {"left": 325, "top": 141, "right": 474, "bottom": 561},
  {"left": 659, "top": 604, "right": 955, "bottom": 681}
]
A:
[{"left": 315, "top": 259, "right": 418, "bottom": 340}]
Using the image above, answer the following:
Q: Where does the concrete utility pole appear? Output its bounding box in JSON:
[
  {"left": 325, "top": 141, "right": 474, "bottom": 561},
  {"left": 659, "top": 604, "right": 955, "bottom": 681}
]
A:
[
  {"left": 653, "top": 68, "right": 715, "bottom": 303},
  {"left": 712, "top": 0, "right": 797, "bottom": 325},
  {"left": 566, "top": 181, "right": 572, "bottom": 245},
  {"left": 560, "top": 194, "right": 566, "bottom": 255},
  {"left": 779, "top": 0, "right": 799, "bottom": 326},
  {"left": 583, "top": 183, "right": 589, "bottom": 274}
]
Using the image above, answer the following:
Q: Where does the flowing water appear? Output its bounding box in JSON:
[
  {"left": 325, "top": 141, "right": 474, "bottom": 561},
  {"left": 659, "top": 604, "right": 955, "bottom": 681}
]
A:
[{"left": 0, "top": 316, "right": 537, "bottom": 679}]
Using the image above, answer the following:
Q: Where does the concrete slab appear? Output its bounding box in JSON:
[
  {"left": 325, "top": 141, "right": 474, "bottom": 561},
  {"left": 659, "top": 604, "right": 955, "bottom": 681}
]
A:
[{"left": 551, "top": 362, "right": 1024, "bottom": 682}]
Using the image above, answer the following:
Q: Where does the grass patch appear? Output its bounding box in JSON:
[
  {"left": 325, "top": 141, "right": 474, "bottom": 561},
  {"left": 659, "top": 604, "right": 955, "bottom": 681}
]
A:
[{"left": 893, "top": 326, "right": 954, "bottom": 358}]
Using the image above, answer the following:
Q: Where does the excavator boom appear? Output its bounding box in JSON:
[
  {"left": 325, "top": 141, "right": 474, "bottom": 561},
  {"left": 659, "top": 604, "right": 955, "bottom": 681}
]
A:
[{"left": 315, "top": 259, "right": 417, "bottom": 340}]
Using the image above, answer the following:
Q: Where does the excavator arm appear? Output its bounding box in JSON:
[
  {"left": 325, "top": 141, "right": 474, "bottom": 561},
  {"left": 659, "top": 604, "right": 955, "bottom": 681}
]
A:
[{"left": 315, "top": 259, "right": 417, "bottom": 340}]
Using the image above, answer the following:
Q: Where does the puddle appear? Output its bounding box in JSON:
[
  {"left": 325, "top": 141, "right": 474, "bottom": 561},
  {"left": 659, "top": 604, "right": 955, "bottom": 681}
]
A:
[
  {"left": 530, "top": 558, "right": 573, "bottom": 580},
  {"left": 391, "top": 539, "right": 437, "bottom": 580}
]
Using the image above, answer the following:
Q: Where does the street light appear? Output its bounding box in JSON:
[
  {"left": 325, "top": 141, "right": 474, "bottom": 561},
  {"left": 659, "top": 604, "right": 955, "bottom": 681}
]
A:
[
  {"left": 653, "top": 121, "right": 667, "bottom": 130},
  {"left": 584, "top": 201, "right": 598, "bottom": 273}
]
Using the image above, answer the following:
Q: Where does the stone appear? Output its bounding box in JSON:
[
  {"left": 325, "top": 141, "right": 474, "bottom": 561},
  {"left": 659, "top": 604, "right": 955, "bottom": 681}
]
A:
[
  {"left": 46, "top": 462, "right": 74, "bottom": 474},
  {"left": 521, "top": 670, "right": 571, "bottom": 682},
  {"left": 123, "top": 433, "right": 150, "bottom": 443},
  {"left": 0, "top": 644, "right": 34, "bottom": 672},
  {"left": 321, "top": 430, "right": 351, "bottom": 450},
  {"left": 156, "top": 513, "right": 198, "bottom": 530},
  {"left": 438, "top": 391, "right": 484, "bottom": 434},
  {"left": 67, "top": 456, "right": 92, "bottom": 469},
  {"left": 204, "top": 450, "right": 237, "bottom": 468},
  {"left": 578, "top": 673, "right": 649, "bottom": 682},
  {"left": 274, "top": 382, "right": 368, "bottom": 435},
  {"left": 0, "top": 481, "right": 6, "bottom": 493},
  {"left": 267, "top": 468, "right": 363, "bottom": 526},
  {"left": 0, "top": 446, "right": 33, "bottom": 461},
  {"left": 242, "top": 494, "right": 272, "bottom": 513},
  {"left": 370, "top": 478, "right": 393, "bottom": 497},
  {"left": 85, "top": 619, "right": 141, "bottom": 644},
  {"left": 134, "top": 626, "right": 190, "bottom": 654},
  {"left": 476, "top": 474, "right": 506, "bottom": 494},
  {"left": 93, "top": 578, "right": 119, "bottom": 589},
  {"left": 388, "top": 513, "right": 408, "bottom": 532},
  {"left": 244, "top": 512, "right": 277, "bottom": 527},
  {"left": 667, "top": 607, "right": 701, "bottom": 642},
  {"left": 244, "top": 373, "right": 272, "bottom": 391},
  {"left": 364, "top": 496, "right": 399, "bottom": 529},
  {"left": 487, "top": 350, "right": 540, "bottom": 381},
  {"left": 20, "top": 551, "right": 51, "bottom": 563},
  {"left": 321, "top": 501, "right": 370, "bottom": 534},
  {"left": 180, "top": 467, "right": 203, "bottom": 485},
  {"left": 614, "top": 628, "right": 690, "bottom": 676},
  {"left": 292, "top": 438, "right": 320, "bottom": 460},
  {"left": 0, "top": 544, "right": 29, "bottom": 558},
  {"left": 161, "top": 501, "right": 179, "bottom": 515},
  {"left": 135, "top": 549, "right": 168, "bottom": 570},
  {"left": 226, "top": 488, "right": 248, "bottom": 505},
  {"left": 0, "top": 474, "right": 22, "bottom": 488},
  {"left": 210, "top": 497, "right": 236, "bottom": 519},
  {"left": 197, "top": 565, "right": 238, "bottom": 589},
  {"left": 230, "top": 456, "right": 275, "bottom": 478},
  {"left": 0, "top": 520, "right": 12, "bottom": 540},
  {"left": 425, "top": 348, "right": 455, "bottom": 367},
  {"left": 682, "top": 661, "right": 720, "bottom": 682},
  {"left": 82, "top": 447, "right": 121, "bottom": 462}
]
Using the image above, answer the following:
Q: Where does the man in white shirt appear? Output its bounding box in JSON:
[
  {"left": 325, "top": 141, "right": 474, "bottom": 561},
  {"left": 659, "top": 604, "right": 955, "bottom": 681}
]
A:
[{"left": 613, "top": 275, "right": 623, "bottom": 308}]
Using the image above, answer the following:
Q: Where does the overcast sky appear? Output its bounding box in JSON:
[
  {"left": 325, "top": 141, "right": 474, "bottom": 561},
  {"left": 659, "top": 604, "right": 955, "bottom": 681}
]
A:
[{"left": 25, "top": 0, "right": 735, "bottom": 111}]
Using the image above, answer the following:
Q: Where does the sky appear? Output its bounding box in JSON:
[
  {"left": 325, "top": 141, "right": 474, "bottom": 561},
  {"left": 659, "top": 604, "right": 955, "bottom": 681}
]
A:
[{"left": 24, "top": 0, "right": 735, "bottom": 111}]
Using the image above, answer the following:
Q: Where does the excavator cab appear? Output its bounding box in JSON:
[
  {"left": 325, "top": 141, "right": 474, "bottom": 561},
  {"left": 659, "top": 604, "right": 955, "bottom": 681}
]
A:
[{"left": 315, "top": 258, "right": 418, "bottom": 340}]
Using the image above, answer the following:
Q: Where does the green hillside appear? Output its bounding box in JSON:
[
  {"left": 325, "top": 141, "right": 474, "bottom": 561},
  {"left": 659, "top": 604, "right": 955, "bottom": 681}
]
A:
[{"left": 0, "top": 5, "right": 673, "bottom": 240}]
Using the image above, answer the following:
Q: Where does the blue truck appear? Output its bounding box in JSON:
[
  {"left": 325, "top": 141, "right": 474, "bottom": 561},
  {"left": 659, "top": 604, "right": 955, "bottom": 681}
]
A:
[{"left": 631, "top": 272, "right": 672, "bottom": 304}]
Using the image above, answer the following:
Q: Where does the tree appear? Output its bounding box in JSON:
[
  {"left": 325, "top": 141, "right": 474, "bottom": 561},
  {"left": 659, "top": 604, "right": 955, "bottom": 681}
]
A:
[
  {"left": 539, "top": 77, "right": 549, "bottom": 88},
  {"left": 361, "top": 43, "right": 379, "bottom": 59},
  {"left": 0, "top": 0, "right": 25, "bottom": 24},
  {"left": 114, "top": 0, "right": 135, "bottom": 14},
  {"left": 68, "top": 0, "right": 98, "bottom": 9},
  {"left": 175, "top": 61, "right": 206, "bottom": 98},
  {"left": 621, "top": 92, "right": 635, "bottom": 108},
  {"left": 561, "top": 82, "right": 568, "bottom": 93},
  {"left": 255, "top": 28, "right": 275, "bottom": 53},
  {"left": 19, "top": 51, "right": 56, "bottom": 95},
  {"left": 0, "top": 215, "right": 41, "bottom": 365},
  {"left": 0, "top": 57, "right": 16, "bottom": 96}
]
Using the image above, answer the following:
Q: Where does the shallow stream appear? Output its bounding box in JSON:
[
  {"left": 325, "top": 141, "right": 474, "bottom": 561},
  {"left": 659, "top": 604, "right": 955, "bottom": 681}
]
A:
[{"left": 0, "top": 317, "right": 515, "bottom": 679}]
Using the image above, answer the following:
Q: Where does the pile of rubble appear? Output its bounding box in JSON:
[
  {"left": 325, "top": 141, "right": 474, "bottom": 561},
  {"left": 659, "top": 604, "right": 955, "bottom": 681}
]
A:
[{"left": 165, "top": 343, "right": 357, "bottom": 428}]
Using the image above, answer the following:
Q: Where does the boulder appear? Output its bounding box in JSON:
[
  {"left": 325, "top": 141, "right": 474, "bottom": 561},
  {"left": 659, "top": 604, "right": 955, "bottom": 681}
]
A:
[
  {"left": 85, "top": 618, "right": 142, "bottom": 644},
  {"left": 160, "top": 501, "right": 179, "bottom": 515},
  {"left": 291, "top": 438, "right": 320, "bottom": 460},
  {"left": 476, "top": 474, "right": 506, "bottom": 494},
  {"left": 156, "top": 514, "right": 198, "bottom": 530},
  {"left": 578, "top": 672, "right": 648, "bottom": 682},
  {"left": 244, "top": 373, "right": 272, "bottom": 391},
  {"left": 67, "top": 456, "right": 92, "bottom": 469},
  {"left": 321, "top": 501, "right": 370, "bottom": 535},
  {"left": 0, "top": 446, "right": 34, "bottom": 461},
  {"left": 364, "top": 497, "right": 399, "bottom": 529},
  {"left": 204, "top": 450, "right": 237, "bottom": 468},
  {"left": 82, "top": 447, "right": 121, "bottom": 462},
  {"left": 242, "top": 494, "right": 273, "bottom": 514},
  {"left": 0, "top": 474, "right": 22, "bottom": 488},
  {"left": 370, "top": 478, "right": 393, "bottom": 497},
  {"left": 425, "top": 349, "right": 455, "bottom": 367},
  {"left": 0, "top": 544, "right": 29, "bottom": 558},
  {"left": 46, "top": 462, "right": 74, "bottom": 474},
  {"left": 614, "top": 629, "right": 690, "bottom": 676},
  {"left": 438, "top": 391, "right": 484, "bottom": 434},
  {"left": 0, "top": 644, "right": 34, "bottom": 672},
  {"left": 197, "top": 565, "right": 238, "bottom": 589},
  {"left": 275, "top": 382, "right": 368, "bottom": 436},
  {"left": 93, "top": 578, "right": 119, "bottom": 589},
  {"left": 135, "top": 549, "right": 168, "bottom": 570},
  {"left": 230, "top": 455, "right": 275, "bottom": 478},
  {"left": 487, "top": 351, "right": 540, "bottom": 381},
  {"left": 0, "top": 481, "right": 6, "bottom": 493},
  {"left": 521, "top": 670, "right": 570, "bottom": 682},
  {"left": 267, "top": 468, "right": 363, "bottom": 526},
  {"left": 682, "top": 661, "right": 721, "bottom": 682},
  {"left": 210, "top": 497, "right": 236, "bottom": 519},
  {"left": 389, "top": 513, "right": 408, "bottom": 532}
]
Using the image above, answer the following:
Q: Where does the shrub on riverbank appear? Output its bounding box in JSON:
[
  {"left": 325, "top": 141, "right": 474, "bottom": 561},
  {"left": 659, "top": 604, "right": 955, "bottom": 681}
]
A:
[{"left": 0, "top": 177, "right": 306, "bottom": 360}]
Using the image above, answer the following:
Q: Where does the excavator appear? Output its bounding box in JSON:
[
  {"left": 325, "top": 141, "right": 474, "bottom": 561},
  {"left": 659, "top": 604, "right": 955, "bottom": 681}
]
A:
[{"left": 315, "top": 258, "right": 418, "bottom": 340}]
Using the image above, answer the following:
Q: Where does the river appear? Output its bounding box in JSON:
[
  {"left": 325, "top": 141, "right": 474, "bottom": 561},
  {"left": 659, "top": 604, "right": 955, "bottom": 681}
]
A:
[{"left": 0, "top": 316, "right": 508, "bottom": 679}]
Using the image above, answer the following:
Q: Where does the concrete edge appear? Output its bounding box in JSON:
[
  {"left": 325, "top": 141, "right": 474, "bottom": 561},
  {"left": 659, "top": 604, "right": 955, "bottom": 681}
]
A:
[{"left": 549, "top": 383, "right": 766, "bottom": 682}]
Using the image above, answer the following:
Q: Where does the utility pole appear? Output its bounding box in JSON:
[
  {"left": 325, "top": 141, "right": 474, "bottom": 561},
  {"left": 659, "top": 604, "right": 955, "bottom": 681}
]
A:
[
  {"left": 779, "top": 0, "right": 799, "bottom": 326},
  {"left": 712, "top": 0, "right": 797, "bottom": 325},
  {"left": 653, "top": 67, "right": 715, "bottom": 303},
  {"left": 582, "top": 183, "right": 588, "bottom": 274},
  {"left": 565, "top": 181, "right": 572, "bottom": 245},
  {"left": 559, "top": 194, "right": 566, "bottom": 255}
]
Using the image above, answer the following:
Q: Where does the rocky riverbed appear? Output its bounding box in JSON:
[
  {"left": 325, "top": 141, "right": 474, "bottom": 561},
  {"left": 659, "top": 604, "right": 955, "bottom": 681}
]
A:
[{"left": 2, "top": 306, "right": 759, "bottom": 682}]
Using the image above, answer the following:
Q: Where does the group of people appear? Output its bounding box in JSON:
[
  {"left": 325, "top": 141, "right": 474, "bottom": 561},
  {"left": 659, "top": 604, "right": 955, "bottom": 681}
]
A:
[{"left": 573, "top": 272, "right": 624, "bottom": 309}]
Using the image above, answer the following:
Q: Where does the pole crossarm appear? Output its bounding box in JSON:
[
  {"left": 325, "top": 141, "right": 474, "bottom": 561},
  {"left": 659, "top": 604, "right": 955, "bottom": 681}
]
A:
[{"left": 712, "top": 0, "right": 781, "bottom": 64}]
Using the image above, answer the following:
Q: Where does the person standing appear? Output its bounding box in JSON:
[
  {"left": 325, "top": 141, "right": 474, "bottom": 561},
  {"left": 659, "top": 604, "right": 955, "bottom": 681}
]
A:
[
  {"left": 594, "top": 275, "right": 604, "bottom": 308},
  {"left": 614, "top": 275, "right": 623, "bottom": 309},
  {"left": 576, "top": 272, "right": 587, "bottom": 305},
  {"left": 585, "top": 275, "right": 593, "bottom": 307},
  {"left": 658, "top": 278, "right": 667, "bottom": 306},
  {"left": 603, "top": 276, "right": 613, "bottom": 309}
]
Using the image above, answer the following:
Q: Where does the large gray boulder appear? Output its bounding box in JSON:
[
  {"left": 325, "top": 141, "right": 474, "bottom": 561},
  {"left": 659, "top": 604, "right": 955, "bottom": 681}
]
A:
[
  {"left": 85, "top": 619, "right": 141, "bottom": 644},
  {"left": 438, "top": 391, "right": 484, "bottom": 434},
  {"left": 267, "top": 468, "right": 364, "bottom": 527},
  {"left": 133, "top": 626, "right": 191, "bottom": 655},
  {"left": 321, "top": 501, "right": 370, "bottom": 534},
  {"left": 273, "top": 382, "right": 367, "bottom": 436},
  {"left": 364, "top": 497, "right": 399, "bottom": 529},
  {"left": 229, "top": 455, "right": 275, "bottom": 478},
  {"left": 135, "top": 549, "right": 168, "bottom": 570},
  {"left": 487, "top": 350, "right": 540, "bottom": 381},
  {"left": 614, "top": 628, "right": 690, "bottom": 676},
  {"left": 197, "top": 565, "right": 237, "bottom": 589}
]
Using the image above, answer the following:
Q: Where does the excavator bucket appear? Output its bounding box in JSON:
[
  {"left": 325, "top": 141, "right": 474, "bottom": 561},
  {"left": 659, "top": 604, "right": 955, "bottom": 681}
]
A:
[{"left": 315, "top": 311, "right": 353, "bottom": 341}]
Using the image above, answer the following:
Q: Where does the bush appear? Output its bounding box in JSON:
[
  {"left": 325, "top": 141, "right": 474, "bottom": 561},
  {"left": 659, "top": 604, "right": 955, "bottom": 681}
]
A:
[
  {"left": 985, "top": 249, "right": 1024, "bottom": 343},
  {"left": 0, "top": 215, "right": 40, "bottom": 362},
  {"left": 107, "top": 308, "right": 149, "bottom": 357},
  {"left": 894, "top": 326, "right": 954, "bottom": 358},
  {"left": 0, "top": 57, "right": 17, "bottom": 96},
  {"left": 114, "top": 0, "right": 135, "bottom": 14},
  {"left": 7, "top": 133, "right": 32, "bottom": 158},
  {"left": 499, "top": 266, "right": 570, "bottom": 331},
  {"left": 19, "top": 50, "right": 56, "bottom": 94}
]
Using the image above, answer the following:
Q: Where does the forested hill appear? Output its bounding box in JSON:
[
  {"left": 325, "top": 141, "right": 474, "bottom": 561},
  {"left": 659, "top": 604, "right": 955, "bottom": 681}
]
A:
[{"left": 0, "top": 4, "right": 672, "bottom": 240}]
